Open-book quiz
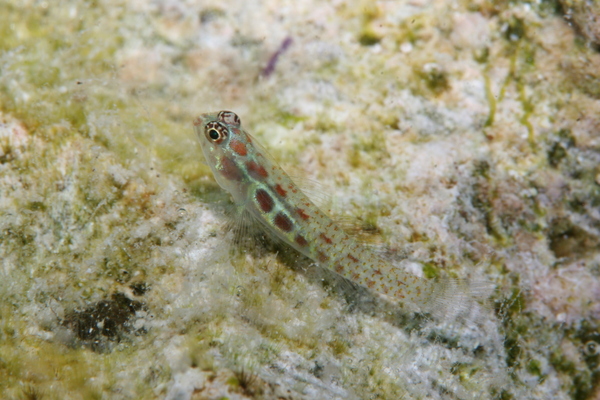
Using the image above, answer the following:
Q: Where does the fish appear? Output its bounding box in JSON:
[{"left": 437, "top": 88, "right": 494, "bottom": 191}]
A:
[{"left": 194, "top": 110, "right": 488, "bottom": 316}]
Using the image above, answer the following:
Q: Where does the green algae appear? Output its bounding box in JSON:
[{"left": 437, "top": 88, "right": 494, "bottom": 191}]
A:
[
  {"left": 0, "top": 19, "right": 191, "bottom": 386},
  {"left": 356, "top": 2, "right": 382, "bottom": 46},
  {"left": 415, "top": 64, "right": 451, "bottom": 96},
  {"left": 547, "top": 319, "right": 600, "bottom": 400},
  {"left": 422, "top": 263, "right": 440, "bottom": 280},
  {"left": 0, "top": 3, "right": 124, "bottom": 137}
]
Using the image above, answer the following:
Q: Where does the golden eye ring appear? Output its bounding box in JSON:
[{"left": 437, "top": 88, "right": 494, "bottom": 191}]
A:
[{"left": 205, "top": 122, "right": 227, "bottom": 143}]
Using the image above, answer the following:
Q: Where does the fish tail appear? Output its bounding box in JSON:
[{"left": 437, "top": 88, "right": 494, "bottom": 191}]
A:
[{"left": 413, "top": 277, "right": 495, "bottom": 319}]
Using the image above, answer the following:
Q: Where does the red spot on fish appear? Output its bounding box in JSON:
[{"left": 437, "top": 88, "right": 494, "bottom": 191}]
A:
[
  {"left": 246, "top": 160, "right": 268, "bottom": 179},
  {"left": 351, "top": 272, "right": 360, "bottom": 281},
  {"left": 373, "top": 269, "right": 382, "bottom": 275},
  {"left": 229, "top": 139, "right": 247, "bottom": 156},
  {"left": 220, "top": 157, "right": 243, "bottom": 181},
  {"left": 295, "top": 234, "right": 308, "bottom": 247},
  {"left": 275, "top": 184, "right": 287, "bottom": 197},
  {"left": 296, "top": 208, "right": 309, "bottom": 220},
  {"left": 319, "top": 233, "right": 332, "bottom": 244},
  {"left": 367, "top": 280, "right": 375, "bottom": 289},
  {"left": 347, "top": 254, "right": 359, "bottom": 263},
  {"left": 255, "top": 189, "right": 274, "bottom": 213},
  {"left": 317, "top": 251, "right": 329, "bottom": 263},
  {"left": 335, "top": 264, "right": 344, "bottom": 273},
  {"left": 231, "top": 127, "right": 241, "bottom": 135},
  {"left": 274, "top": 213, "right": 293, "bottom": 232}
]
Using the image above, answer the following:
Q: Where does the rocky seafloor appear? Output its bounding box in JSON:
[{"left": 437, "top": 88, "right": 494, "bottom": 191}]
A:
[{"left": 1, "top": 0, "right": 599, "bottom": 399}]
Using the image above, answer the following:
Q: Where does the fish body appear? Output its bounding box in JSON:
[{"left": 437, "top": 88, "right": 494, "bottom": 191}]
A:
[{"left": 194, "top": 111, "right": 477, "bottom": 313}]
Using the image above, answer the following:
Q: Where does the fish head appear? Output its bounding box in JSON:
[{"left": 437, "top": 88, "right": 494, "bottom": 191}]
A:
[{"left": 193, "top": 110, "right": 256, "bottom": 202}]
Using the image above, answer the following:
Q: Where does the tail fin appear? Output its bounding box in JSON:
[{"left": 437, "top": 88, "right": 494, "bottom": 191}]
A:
[{"left": 413, "top": 277, "right": 495, "bottom": 320}]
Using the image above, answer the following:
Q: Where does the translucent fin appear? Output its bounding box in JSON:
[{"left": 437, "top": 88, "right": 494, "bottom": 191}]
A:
[
  {"left": 261, "top": 137, "right": 388, "bottom": 245},
  {"left": 286, "top": 171, "right": 333, "bottom": 213},
  {"left": 416, "top": 277, "right": 495, "bottom": 321},
  {"left": 222, "top": 205, "right": 275, "bottom": 258},
  {"left": 225, "top": 206, "right": 256, "bottom": 246},
  {"left": 224, "top": 200, "right": 296, "bottom": 260},
  {"left": 247, "top": 133, "right": 346, "bottom": 228},
  {"left": 287, "top": 170, "right": 388, "bottom": 248}
]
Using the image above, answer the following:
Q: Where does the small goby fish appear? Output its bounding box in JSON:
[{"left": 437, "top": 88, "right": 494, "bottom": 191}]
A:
[{"left": 194, "top": 111, "right": 479, "bottom": 314}]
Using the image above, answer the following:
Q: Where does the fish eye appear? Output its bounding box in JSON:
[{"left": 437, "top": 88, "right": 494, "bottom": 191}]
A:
[
  {"left": 205, "top": 123, "right": 227, "bottom": 143},
  {"left": 208, "top": 129, "right": 220, "bottom": 140}
]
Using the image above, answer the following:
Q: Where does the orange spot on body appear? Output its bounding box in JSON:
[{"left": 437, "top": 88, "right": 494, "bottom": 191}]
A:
[
  {"left": 246, "top": 160, "right": 268, "bottom": 180},
  {"left": 319, "top": 233, "right": 332, "bottom": 244},
  {"left": 296, "top": 208, "right": 309, "bottom": 220},
  {"left": 335, "top": 264, "right": 344, "bottom": 273},
  {"left": 367, "top": 280, "right": 375, "bottom": 289},
  {"left": 286, "top": 183, "right": 298, "bottom": 194},
  {"left": 374, "top": 269, "right": 382, "bottom": 275},
  {"left": 274, "top": 213, "right": 293, "bottom": 232},
  {"left": 295, "top": 234, "right": 308, "bottom": 247},
  {"left": 347, "top": 254, "right": 359, "bottom": 263},
  {"left": 229, "top": 139, "right": 247, "bottom": 156},
  {"left": 275, "top": 184, "right": 287, "bottom": 197},
  {"left": 317, "top": 251, "right": 329, "bottom": 263}
]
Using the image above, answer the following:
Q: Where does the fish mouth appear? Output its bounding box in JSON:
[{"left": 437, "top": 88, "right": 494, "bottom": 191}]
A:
[
  {"left": 193, "top": 116, "right": 204, "bottom": 127},
  {"left": 193, "top": 114, "right": 208, "bottom": 127}
]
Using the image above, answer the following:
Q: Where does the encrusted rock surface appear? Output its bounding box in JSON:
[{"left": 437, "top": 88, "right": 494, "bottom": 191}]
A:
[{"left": 1, "top": 1, "right": 598, "bottom": 399}]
